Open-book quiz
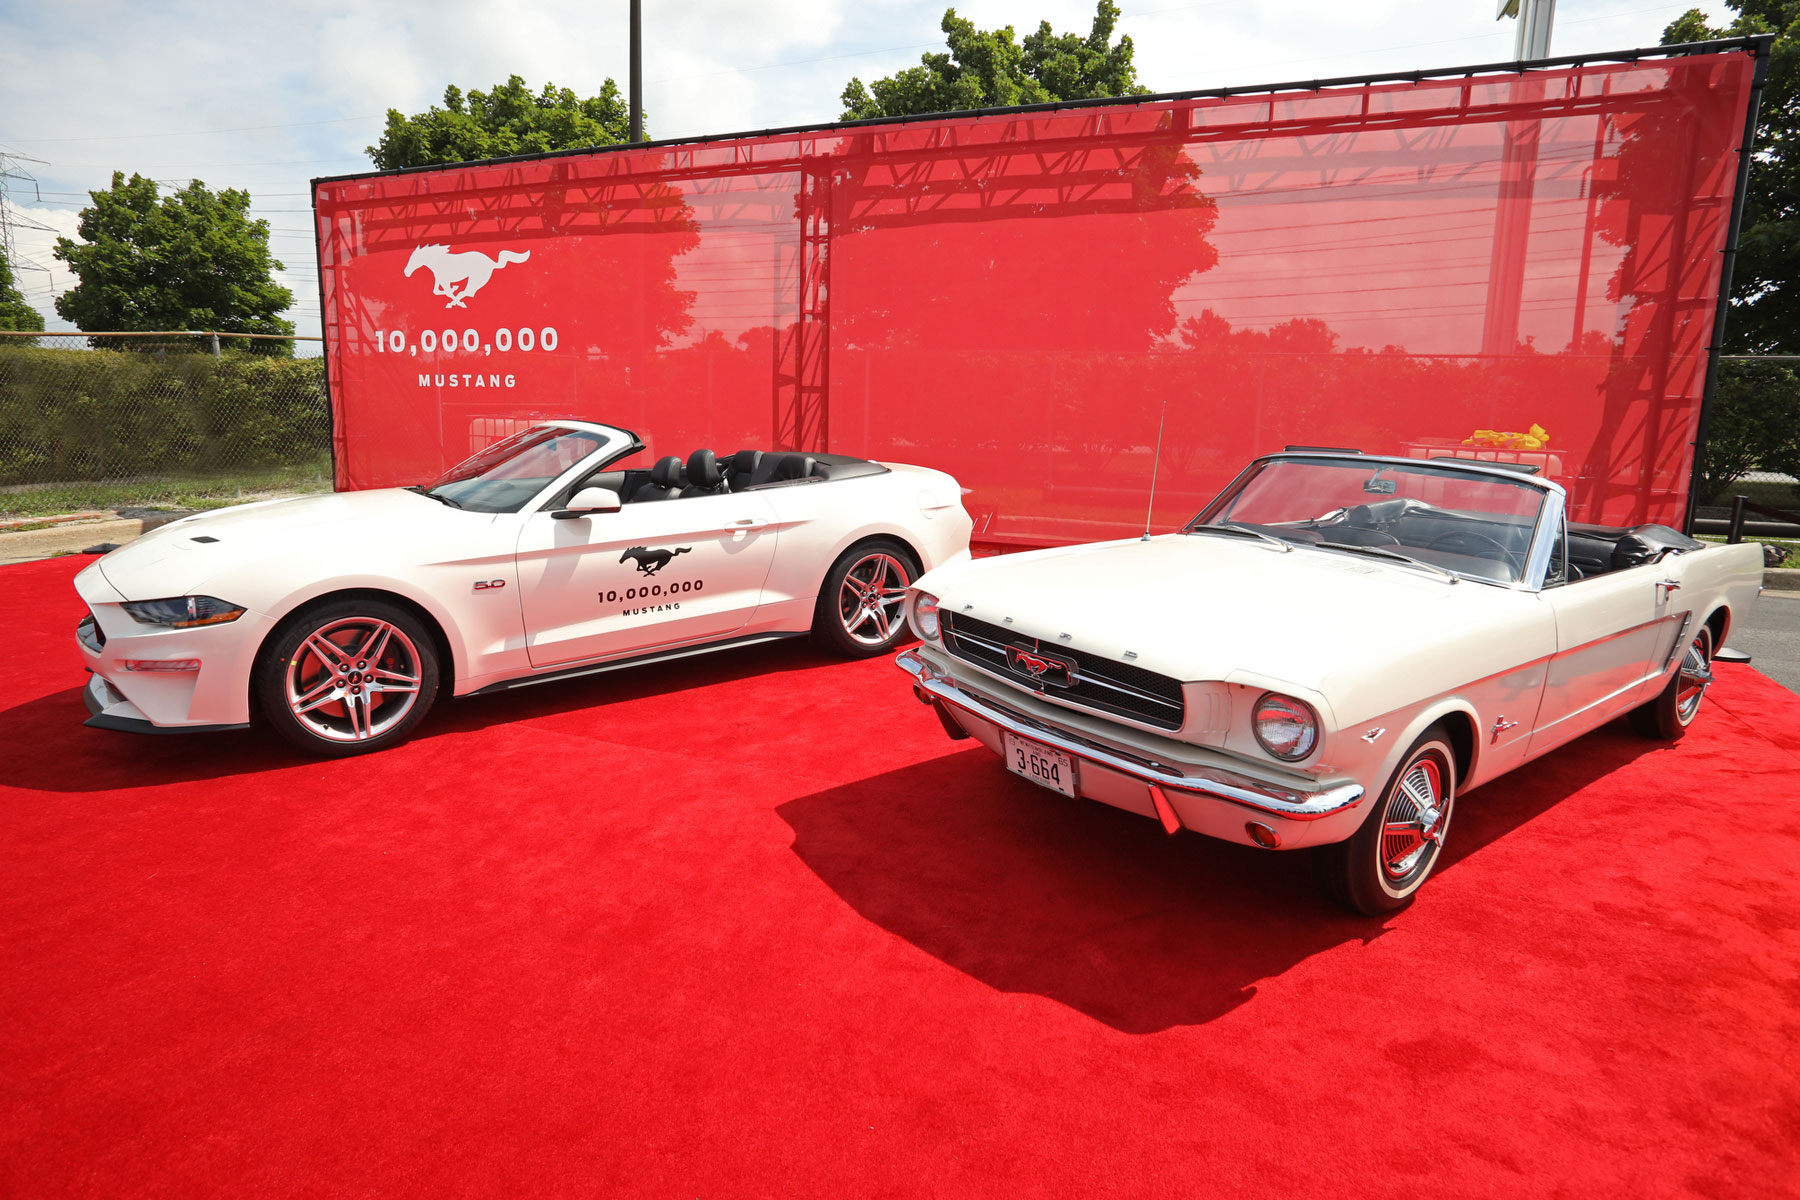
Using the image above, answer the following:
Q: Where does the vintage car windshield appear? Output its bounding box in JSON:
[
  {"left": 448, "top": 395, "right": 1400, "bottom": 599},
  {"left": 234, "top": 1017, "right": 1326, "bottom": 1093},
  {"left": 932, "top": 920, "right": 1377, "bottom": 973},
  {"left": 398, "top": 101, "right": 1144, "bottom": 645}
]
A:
[
  {"left": 420, "top": 426, "right": 606, "bottom": 513},
  {"left": 1190, "top": 457, "right": 1548, "bottom": 585}
]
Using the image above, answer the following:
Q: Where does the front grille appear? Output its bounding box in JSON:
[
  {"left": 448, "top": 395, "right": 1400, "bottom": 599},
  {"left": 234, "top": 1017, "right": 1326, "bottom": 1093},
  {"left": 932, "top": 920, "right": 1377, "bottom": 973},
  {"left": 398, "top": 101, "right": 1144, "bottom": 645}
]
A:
[{"left": 941, "top": 612, "right": 1185, "bottom": 731}]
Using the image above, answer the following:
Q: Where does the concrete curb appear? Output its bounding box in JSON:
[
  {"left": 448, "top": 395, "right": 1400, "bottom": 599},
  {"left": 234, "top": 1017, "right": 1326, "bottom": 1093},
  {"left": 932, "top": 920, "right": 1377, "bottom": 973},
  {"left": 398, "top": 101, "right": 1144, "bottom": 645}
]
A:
[
  {"left": 1765, "top": 568, "right": 1800, "bottom": 593},
  {"left": 0, "top": 518, "right": 145, "bottom": 566}
]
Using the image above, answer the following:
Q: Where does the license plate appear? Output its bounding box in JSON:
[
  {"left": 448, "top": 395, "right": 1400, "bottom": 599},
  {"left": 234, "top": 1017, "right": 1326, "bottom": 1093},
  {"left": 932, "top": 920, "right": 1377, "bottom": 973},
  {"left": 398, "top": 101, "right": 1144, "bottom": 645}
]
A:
[{"left": 1003, "top": 732, "right": 1076, "bottom": 798}]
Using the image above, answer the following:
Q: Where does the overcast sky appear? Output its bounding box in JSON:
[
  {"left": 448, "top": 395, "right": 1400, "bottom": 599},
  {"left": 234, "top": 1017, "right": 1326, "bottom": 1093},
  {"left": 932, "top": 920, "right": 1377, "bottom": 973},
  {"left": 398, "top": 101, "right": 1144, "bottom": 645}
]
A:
[{"left": 0, "top": 0, "right": 1735, "bottom": 350}]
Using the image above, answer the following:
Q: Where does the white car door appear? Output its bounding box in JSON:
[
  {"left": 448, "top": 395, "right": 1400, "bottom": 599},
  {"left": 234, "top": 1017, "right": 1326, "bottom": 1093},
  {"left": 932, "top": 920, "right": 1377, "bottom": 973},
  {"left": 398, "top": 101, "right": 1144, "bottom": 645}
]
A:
[
  {"left": 1528, "top": 519, "right": 1686, "bottom": 755},
  {"left": 514, "top": 491, "right": 780, "bottom": 668}
]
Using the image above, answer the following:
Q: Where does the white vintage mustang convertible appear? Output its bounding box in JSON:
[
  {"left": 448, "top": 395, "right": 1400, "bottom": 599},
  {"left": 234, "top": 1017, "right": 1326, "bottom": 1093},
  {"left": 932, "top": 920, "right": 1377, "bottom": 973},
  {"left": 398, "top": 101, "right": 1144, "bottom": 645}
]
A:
[
  {"left": 896, "top": 450, "right": 1764, "bottom": 914},
  {"left": 75, "top": 420, "right": 971, "bottom": 755}
]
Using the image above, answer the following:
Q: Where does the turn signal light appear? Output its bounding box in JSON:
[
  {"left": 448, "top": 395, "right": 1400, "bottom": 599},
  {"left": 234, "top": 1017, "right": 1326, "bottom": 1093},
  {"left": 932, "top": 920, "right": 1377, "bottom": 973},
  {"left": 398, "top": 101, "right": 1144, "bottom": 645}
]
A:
[{"left": 120, "top": 659, "right": 202, "bottom": 672}]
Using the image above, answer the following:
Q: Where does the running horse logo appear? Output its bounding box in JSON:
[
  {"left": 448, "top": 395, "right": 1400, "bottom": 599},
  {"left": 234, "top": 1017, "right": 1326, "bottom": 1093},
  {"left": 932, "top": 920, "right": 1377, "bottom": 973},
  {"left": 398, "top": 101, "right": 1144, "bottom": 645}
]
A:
[
  {"left": 403, "top": 244, "right": 531, "bottom": 308},
  {"left": 1006, "top": 645, "right": 1075, "bottom": 688},
  {"left": 620, "top": 545, "right": 691, "bottom": 576}
]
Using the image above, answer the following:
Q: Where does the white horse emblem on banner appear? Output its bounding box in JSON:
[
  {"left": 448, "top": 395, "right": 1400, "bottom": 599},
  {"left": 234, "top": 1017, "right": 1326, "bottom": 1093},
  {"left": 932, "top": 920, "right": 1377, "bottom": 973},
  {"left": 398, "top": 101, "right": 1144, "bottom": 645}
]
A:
[{"left": 403, "top": 244, "right": 531, "bottom": 308}]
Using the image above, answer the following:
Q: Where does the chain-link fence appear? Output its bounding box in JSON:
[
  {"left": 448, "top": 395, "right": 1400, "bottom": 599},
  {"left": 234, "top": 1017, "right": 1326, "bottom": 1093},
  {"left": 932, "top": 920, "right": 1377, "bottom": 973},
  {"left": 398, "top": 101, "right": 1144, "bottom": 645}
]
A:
[{"left": 0, "top": 332, "right": 330, "bottom": 519}]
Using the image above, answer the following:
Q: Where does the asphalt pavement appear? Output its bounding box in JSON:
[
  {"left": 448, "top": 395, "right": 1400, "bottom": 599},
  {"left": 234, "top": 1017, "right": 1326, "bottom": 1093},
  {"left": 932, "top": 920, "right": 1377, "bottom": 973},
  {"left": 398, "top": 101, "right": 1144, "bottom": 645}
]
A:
[{"left": 1730, "top": 590, "right": 1800, "bottom": 695}]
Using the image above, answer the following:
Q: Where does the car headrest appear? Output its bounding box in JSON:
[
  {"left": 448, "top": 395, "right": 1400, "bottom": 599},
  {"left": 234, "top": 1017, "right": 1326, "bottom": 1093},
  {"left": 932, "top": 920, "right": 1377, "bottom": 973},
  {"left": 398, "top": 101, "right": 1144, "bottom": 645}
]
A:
[
  {"left": 726, "top": 449, "right": 762, "bottom": 478},
  {"left": 686, "top": 449, "right": 722, "bottom": 490},
  {"left": 649, "top": 455, "right": 686, "bottom": 488},
  {"left": 774, "top": 454, "right": 817, "bottom": 481}
]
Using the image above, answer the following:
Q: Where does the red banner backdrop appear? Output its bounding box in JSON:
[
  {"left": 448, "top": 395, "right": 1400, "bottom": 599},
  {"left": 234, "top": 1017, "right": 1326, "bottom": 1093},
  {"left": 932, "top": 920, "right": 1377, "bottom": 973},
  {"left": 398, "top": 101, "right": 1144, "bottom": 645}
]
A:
[{"left": 314, "top": 47, "right": 1756, "bottom": 544}]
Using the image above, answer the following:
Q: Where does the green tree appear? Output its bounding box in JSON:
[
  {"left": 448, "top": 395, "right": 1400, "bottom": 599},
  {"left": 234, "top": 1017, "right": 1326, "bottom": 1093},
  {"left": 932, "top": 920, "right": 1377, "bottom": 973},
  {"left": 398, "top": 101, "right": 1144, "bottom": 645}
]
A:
[
  {"left": 368, "top": 75, "right": 633, "bottom": 169},
  {"left": 0, "top": 245, "right": 44, "bottom": 337},
  {"left": 1697, "top": 359, "right": 1800, "bottom": 499},
  {"left": 53, "top": 173, "right": 293, "bottom": 353},
  {"left": 840, "top": 1, "right": 1148, "bottom": 119},
  {"left": 1664, "top": 5, "right": 1800, "bottom": 353}
]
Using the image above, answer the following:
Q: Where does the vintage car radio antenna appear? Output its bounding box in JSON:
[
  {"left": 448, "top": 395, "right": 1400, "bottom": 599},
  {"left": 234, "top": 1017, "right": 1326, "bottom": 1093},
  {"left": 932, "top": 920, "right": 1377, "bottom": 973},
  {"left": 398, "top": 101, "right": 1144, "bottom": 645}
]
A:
[{"left": 1142, "top": 402, "right": 1167, "bottom": 541}]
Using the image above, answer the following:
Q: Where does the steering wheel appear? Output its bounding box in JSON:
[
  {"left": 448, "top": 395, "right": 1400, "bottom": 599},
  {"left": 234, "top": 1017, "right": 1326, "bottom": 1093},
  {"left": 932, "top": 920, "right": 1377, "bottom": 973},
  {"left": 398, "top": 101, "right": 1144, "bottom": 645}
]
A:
[{"left": 1427, "top": 530, "right": 1522, "bottom": 570}]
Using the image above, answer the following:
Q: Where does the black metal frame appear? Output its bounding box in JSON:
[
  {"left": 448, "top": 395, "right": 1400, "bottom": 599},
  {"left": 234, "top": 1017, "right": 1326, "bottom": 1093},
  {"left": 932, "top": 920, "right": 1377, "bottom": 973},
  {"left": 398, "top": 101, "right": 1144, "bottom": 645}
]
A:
[
  {"left": 312, "top": 37, "right": 1770, "bottom": 187},
  {"left": 1684, "top": 36, "right": 1774, "bottom": 534}
]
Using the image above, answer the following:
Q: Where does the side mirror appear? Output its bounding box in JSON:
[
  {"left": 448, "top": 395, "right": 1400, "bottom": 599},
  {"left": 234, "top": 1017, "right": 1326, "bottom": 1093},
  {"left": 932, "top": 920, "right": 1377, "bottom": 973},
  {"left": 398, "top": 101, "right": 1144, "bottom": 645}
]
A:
[{"left": 552, "top": 487, "right": 622, "bottom": 520}]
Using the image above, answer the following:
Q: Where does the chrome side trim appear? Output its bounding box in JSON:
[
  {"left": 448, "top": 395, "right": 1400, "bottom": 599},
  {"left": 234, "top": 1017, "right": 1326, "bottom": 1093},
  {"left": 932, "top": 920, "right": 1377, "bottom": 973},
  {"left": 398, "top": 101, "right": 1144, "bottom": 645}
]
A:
[{"left": 897, "top": 650, "right": 1366, "bottom": 822}]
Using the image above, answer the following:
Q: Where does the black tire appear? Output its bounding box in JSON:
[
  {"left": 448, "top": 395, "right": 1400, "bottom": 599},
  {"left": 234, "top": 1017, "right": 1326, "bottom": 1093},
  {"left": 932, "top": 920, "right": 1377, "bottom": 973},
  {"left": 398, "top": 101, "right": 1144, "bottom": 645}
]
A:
[
  {"left": 810, "top": 538, "right": 920, "bottom": 658},
  {"left": 1628, "top": 622, "right": 1714, "bottom": 741},
  {"left": 1317, "top": 727, "right": 1457, "bottom": 916},
  {"left": 255, "top": 597, "right": 441, "bottom": 757}
]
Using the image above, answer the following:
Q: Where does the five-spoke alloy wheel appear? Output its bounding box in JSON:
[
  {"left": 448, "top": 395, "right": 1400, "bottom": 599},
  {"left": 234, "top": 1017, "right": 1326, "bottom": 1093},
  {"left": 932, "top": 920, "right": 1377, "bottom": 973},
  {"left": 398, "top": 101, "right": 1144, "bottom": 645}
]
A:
[
  {"left": 257, "top": 598, "right": 440, "bottom": 756},
  {"left": 813, "top": 539, "right": 918, "bottom": 657}
]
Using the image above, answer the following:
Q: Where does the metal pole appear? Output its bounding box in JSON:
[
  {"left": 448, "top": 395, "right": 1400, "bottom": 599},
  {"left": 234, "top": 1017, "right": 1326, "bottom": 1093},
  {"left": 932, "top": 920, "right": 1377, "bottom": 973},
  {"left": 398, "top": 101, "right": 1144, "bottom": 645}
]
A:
[
  {"left": 1728, "top": 495, "right": 1747, "bottom": 543},
  {"left": 629, "top": 0, "right": 643, "bottom": 143},
  {"left": 209, "top": 331, "right": 220, "bottom": 356}
]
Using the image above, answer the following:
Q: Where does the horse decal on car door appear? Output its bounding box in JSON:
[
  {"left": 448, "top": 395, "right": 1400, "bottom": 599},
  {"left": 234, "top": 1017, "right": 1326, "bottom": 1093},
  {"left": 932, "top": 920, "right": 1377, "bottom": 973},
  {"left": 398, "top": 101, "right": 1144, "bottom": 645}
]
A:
[
  {"left": 404, "top": 244, "right": 531, "bottom": 308},
  {"left": 621, "top": 546, "right": 691, "bottom": 575}
]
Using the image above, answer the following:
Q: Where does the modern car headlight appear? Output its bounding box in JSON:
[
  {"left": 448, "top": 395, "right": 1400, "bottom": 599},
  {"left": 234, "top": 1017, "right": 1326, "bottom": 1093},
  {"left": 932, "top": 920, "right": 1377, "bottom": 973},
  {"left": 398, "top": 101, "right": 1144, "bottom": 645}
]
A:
[
  {"left": 1252, "top": 692, "right": 1319, "bottom": 761},
  {"left": 120, "top": 596, "right": 246, "bottom": 629},
  {"left": 911, "top": 591, "right": 942, "bottom": 641}
]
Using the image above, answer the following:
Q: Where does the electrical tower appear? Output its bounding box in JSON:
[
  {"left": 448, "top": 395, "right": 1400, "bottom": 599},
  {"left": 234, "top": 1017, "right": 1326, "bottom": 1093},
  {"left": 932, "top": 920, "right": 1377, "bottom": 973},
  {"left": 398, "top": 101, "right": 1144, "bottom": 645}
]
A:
[{"left": 0, "top": 147, "right": 58, "bottom": 299}]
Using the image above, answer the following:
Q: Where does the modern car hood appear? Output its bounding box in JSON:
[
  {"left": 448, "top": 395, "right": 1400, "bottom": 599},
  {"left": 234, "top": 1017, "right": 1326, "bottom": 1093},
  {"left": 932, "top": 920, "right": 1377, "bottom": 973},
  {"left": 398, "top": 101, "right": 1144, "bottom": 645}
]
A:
[
  {"left": 926, "top": 534, "right": 1539, "bottom": 693},
  {"left": 97, "top": 488, "right": 474, "bottom": 599}
]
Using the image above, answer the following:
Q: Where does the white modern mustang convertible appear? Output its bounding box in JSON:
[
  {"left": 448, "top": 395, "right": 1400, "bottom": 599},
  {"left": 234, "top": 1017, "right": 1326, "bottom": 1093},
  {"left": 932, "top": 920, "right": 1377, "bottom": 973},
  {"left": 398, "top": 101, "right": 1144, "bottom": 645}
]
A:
[
  {"left": 75, "top": 421, "right": 972, "bottom": 755},
  {"left": 896, "top": 450, "right": 1764, "bottom": 914}
]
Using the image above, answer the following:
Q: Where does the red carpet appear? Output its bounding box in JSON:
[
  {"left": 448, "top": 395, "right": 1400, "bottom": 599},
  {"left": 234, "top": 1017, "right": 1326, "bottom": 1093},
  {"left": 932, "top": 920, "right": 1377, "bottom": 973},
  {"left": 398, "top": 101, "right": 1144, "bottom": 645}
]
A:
[{"left": 2, "top": 554, "right": 1797, "bottom": 1198}]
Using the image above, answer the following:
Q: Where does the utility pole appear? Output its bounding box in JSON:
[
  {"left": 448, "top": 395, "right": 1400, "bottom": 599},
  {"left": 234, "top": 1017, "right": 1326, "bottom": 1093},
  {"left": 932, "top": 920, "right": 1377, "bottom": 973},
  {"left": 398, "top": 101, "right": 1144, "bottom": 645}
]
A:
[
  {"left": 1497, "top": 0, "right": 1556, "bottom": 61},
  {"left": 629, "top": 0, "right": 644, "bottom": 142},
  {"left": 1481, "top": 0, "right": 1557, "bottom": 357}
]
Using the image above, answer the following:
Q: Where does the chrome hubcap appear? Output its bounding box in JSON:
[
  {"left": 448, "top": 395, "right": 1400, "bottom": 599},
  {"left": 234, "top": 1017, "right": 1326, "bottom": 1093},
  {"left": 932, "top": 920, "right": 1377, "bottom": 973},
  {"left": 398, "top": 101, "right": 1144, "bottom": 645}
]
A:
[
  {"left": 1381, "top": 756, "right": 1449, "bottom": 882},
  {"left": 837, "top": 553, "right": 910, "bottom": 645},
  {"left": 285, "top": 617, "right": 421, "bottom": 742},
  {"left": 1676, "top": 629, "right": 1713, "bottom": 724}
]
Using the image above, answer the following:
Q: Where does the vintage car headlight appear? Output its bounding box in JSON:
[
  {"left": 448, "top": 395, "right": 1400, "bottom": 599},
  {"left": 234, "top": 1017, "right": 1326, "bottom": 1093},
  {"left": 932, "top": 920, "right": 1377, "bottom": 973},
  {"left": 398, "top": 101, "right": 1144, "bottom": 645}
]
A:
[
  {"left": 1252, "top": 693, "right": 1319, "bottom": 761},
  {"left": 120, "top": 596, "right": 246, "bottom": 629},
  {"left": 911, "top": 591, "right": 942, "bottom": 641}
]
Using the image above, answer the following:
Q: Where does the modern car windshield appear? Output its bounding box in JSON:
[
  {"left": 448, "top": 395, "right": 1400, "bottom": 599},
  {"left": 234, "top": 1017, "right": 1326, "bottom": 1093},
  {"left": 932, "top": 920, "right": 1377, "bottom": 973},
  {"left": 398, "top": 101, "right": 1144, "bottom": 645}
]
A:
[
  {"left": 1188, "top": 457, "right": 1547, "bottom": 584},
  {"left": 421, "top": 426, "right": 605, "bottom": 513}
]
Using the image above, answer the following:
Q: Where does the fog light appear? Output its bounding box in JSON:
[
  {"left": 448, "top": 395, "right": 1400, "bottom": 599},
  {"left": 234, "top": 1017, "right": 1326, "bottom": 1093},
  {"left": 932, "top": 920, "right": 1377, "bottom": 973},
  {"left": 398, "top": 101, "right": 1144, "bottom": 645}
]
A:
[
  {"left": 1245, "top": 821, "right": 1282, "bottom": 849},
  {"left": 120, "top": 659, "right": 201, "bottom": 672}
]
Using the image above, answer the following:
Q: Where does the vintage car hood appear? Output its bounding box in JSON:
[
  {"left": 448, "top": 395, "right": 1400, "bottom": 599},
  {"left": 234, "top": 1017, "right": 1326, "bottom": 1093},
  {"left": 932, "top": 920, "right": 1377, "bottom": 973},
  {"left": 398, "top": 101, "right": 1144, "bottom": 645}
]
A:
[
  {"left": 924, "top": 534, "right": 1543, "bottom": 696},
  {"left": 96, "top": 489, "right": 485, "bottom": 599}
]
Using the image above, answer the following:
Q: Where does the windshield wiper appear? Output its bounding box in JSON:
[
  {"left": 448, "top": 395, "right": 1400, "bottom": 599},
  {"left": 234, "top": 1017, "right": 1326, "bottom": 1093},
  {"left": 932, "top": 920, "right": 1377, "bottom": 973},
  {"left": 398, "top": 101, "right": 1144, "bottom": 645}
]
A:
[
  {"left": 1314, "top": 540, "right": 1457, "bottom": 583},
  {"left": 405, "top": 485, "right": 464, "bottom": 509},
  {"left": 1183, "top": 522, "right": 1292, "bottom": 552}
]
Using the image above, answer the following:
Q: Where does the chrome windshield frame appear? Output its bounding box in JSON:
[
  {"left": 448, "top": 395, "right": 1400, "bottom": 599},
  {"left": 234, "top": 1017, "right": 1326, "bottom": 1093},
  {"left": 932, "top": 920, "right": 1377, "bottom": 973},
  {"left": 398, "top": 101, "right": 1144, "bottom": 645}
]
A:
[{"left": 1190, "top": 452, "right": 1566, "bottom": 593}]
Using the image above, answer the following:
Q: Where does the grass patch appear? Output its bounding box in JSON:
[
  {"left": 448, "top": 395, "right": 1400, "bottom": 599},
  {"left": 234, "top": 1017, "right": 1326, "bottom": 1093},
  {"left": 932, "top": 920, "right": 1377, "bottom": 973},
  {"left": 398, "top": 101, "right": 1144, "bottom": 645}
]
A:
[{"left": 0, "top": 460, "right": 331, "bottom": 518}]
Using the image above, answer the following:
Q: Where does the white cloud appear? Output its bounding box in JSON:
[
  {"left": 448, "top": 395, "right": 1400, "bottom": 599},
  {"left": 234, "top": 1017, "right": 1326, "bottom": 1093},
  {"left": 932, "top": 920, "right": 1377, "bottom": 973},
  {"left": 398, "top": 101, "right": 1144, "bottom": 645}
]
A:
[{"left": 1, "top": 0, "right": 1742, "bottom": 343}]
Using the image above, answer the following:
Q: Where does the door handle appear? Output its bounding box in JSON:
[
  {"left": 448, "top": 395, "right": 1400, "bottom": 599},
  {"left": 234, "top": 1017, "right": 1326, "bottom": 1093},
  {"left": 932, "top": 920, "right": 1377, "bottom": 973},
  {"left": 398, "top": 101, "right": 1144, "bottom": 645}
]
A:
[
  {"left": 1656, "top": 578, "right": 1681, "bottom": 601},
  {"left": 729, "top": 517, "right": 768, "bottom": 531}
]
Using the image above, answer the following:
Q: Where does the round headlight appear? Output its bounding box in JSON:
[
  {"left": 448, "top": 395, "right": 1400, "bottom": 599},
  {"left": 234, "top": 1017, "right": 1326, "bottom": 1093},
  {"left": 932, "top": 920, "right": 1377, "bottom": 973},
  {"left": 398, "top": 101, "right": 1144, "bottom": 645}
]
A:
[
  {"left": 1252, "top": 693, "right": 1318, "bottom": 761},
  {"left": 912, "top": 592, "right": 942, "bottom": 641}
]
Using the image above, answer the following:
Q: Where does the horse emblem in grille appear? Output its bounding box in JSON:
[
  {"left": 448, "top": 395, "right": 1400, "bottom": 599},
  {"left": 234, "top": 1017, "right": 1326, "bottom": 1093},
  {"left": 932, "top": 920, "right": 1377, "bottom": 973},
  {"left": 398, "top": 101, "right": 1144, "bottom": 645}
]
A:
[{"left": 1006, "top": 645, "right": 1076, "bottom": 688}]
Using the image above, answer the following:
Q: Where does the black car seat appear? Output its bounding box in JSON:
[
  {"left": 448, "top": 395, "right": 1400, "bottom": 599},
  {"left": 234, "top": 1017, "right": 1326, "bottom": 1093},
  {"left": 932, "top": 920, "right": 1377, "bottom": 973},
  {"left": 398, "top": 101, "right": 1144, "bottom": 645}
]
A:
[
  {"left": 776, "top": 454, "right": 817, "bottom": 482},
  {"left": 630, "top": 455, "right": 686, "bottom": 502},
  {"left": 681, "top": 449, "right": 726, "bottom": 497},
  {"left": 723, "top": 450, "right": 762, "bottom": 491}
]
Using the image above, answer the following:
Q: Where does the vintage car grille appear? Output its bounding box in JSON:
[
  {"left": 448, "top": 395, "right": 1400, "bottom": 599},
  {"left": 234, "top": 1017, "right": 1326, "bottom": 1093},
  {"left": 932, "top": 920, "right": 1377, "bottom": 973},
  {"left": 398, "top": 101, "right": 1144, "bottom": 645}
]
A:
[{"left": 941, "top": 612, "right": 1185, "bottom": 731}]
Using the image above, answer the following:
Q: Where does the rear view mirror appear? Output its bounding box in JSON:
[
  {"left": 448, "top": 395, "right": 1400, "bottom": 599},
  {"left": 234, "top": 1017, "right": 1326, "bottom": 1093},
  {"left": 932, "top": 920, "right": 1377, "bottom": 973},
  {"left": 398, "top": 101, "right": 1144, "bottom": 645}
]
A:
[{"left": 552, "top": 487, "right": 622, "bottom": 519}]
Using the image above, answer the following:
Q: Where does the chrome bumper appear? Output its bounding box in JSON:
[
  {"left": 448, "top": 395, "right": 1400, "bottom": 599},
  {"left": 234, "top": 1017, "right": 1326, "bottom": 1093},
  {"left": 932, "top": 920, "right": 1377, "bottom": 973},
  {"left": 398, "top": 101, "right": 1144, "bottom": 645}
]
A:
[{"left": 896, "top": 648, "right": 1365, "bottom": 826}]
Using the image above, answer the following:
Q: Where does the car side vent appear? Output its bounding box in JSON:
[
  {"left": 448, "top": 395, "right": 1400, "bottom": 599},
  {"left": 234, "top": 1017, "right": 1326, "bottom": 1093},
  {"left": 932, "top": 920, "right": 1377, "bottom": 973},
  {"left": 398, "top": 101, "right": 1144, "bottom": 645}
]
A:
[{"left": 190, "top": 536, "right": 219, "bottom": 543}]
